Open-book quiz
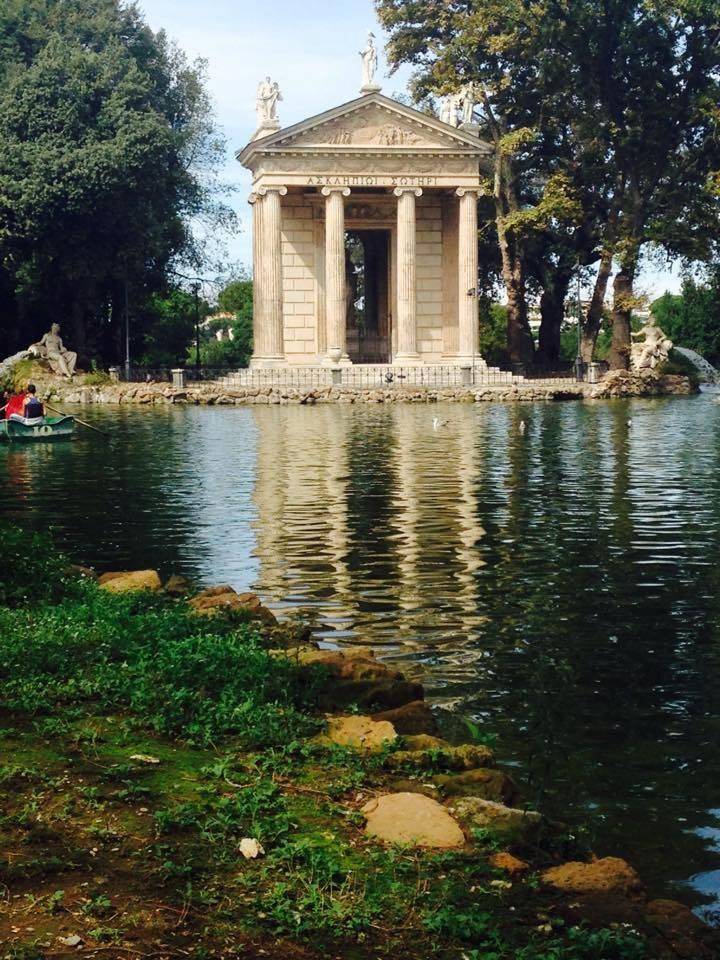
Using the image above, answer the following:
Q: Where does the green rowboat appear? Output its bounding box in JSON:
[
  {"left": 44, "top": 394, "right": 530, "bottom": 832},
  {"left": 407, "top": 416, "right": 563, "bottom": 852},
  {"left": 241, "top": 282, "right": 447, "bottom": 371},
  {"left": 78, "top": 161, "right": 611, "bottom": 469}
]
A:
[{"left": 0, "top": 415, "right": 75, "bottom": 443}]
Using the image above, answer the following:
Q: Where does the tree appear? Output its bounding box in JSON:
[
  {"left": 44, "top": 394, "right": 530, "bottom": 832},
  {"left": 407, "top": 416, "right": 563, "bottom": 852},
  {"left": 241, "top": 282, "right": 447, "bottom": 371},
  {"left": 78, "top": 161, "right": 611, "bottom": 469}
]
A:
[
  {"left": 377, "top": 0, "right": 596, "bottom": 366},
  {"left": 376, "top": 1, "right": 720, "bottom": 369},
  {"left": 0, "top": 0, "right": 235, "bottom": 362},
  {"left": 189, "top": 273, "right": 253, "bottom": 369}
]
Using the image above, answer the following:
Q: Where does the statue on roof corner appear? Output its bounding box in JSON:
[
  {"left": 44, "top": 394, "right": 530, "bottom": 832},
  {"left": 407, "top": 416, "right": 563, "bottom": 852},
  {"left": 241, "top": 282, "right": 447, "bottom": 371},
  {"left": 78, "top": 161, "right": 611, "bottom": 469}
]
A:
[
  {"left": 440, "top": 93, "right": 461, "bottom": 127},
  {"left": 256, "top": 76, "right": 282, "bottom": 133},
  {"left": 360, "top": 32, "right": 381, "bottom": 93}
]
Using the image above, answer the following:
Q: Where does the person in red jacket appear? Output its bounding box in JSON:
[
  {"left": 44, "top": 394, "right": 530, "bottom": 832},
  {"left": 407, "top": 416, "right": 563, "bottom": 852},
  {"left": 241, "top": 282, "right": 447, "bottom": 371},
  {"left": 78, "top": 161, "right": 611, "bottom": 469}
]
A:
[{"left": 5, "top": 389, "right": 26, "bottom": 418}]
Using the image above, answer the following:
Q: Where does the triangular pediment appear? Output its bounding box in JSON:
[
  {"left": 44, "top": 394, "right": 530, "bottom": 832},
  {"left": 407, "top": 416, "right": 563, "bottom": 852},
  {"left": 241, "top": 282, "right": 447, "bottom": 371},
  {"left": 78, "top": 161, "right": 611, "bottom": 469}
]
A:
[{"left": 238, "top": 93, "right": 491, "bottom": 164}]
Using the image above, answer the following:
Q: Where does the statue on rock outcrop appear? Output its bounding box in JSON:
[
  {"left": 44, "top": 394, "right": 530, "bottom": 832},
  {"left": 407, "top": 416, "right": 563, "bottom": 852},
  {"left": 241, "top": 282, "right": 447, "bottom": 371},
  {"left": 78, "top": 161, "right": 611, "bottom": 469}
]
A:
[
  {"left": 28, "top": 323, "right": 77, "bottom": 378},
  {"left": 630, "top": 317, "right": 673, "bottom": 371}
]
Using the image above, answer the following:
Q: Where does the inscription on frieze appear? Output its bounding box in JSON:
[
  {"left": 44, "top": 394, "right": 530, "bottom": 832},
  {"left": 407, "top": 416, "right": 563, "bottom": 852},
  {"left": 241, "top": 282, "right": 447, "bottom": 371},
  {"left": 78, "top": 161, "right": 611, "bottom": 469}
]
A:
[{"left": 307, "top": 174, "right": 438, "bottom": 187}]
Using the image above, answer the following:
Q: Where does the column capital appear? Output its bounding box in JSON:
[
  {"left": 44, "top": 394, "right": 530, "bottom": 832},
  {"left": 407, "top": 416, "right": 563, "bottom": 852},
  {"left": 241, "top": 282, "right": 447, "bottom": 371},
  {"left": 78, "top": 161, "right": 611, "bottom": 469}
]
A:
[
  {"left": 455, "top": 187, "right": 483, "bottom": 198},
  {"left": 257, "top": 186, "right": 288, "bottom": 197},
  {"left": 393, "top": 187, "right": 423, "bottom": 198},
  {"left": 248, "top": 191, "right": 260, "bottom": 205},
  {"left": 321, "top": 186, "right": 351, "bottom": 197}
]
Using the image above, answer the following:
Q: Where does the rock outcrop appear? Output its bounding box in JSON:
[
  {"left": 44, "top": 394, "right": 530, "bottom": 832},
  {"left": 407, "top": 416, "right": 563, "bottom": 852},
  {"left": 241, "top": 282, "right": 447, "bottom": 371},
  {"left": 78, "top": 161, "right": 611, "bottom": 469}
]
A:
[
  {"left": 450, "top": 797, "right": 544, "bottom": 845},
  {"left": 189, "top": 585, "right": 277, "bottom": 624},
  {"left": 362, "top": 792, "right": 465, "bottom": 848},
  {"left": 98, "top": 570, "right": 162, "bottom": 593},
  {"left": 541, "top": 857, "right": 643, "bottom": 898},
  {"left": 316, "top": 714, "right": 397, "bottom": 751}
]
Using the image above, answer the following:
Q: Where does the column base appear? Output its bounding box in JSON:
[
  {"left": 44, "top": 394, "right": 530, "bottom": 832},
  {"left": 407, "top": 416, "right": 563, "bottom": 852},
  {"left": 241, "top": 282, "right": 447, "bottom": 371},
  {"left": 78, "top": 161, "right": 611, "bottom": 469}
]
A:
[
  {"left": 454, "top": 355, "right": 487, "bottom": 368},
  {"left": 249, "top": 355, "right": 289, "bottom": 369},
  {"left": 392, "top": 354, "right": 424, "bottom": 366},
  {"left": 320, "top": 354, "right": 353, "bottom": 367}
]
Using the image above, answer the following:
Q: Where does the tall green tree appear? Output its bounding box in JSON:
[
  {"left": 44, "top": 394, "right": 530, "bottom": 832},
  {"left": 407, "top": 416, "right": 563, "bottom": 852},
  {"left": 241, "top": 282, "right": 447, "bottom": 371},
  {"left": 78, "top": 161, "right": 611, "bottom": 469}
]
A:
[
  {"left": 0, "top": 0, "right": 234, "bottom": 361},
  {"left": 376, "top": 0, "right": 720, "bottom": 368}
]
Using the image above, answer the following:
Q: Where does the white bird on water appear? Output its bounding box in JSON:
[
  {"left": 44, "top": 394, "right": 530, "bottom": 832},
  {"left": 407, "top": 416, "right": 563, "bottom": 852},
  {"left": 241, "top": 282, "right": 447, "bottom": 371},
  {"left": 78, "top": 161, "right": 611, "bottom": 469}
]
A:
[
  {"left": 627, "top": 418, "right": 633, "bottom": 426},
  {"left": 432, "top": 417, "right": 447, "bottom": 430},
  {"left": 519, "top": 421, "right": 526, "bottom": 434}
]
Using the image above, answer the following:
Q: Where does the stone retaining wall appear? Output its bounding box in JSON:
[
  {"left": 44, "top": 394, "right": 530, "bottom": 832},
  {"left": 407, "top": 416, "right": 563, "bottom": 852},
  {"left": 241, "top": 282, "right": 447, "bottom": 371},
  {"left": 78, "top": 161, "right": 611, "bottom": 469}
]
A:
[{"left": 31, "top": 368, "right": 696, "bottom": 406}]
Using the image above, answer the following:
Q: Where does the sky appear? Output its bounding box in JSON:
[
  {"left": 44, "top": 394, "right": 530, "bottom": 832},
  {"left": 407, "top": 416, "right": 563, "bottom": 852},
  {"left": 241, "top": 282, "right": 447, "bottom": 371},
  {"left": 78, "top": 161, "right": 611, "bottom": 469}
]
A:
[{"left": 138, "top": 0, "right": 682, "bottom": 299}]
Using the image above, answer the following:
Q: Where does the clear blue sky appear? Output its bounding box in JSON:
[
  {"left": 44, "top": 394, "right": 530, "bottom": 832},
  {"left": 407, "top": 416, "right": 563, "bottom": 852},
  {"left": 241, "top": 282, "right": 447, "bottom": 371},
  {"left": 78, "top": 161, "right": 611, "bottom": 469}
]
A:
[{"left": 138, "top": 0, "right": 681, "bottom": 298}]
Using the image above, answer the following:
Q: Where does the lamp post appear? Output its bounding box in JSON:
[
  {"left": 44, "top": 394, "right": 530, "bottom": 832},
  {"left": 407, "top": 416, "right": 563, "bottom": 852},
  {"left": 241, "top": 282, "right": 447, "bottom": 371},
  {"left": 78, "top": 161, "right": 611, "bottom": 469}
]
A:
[
  {"left": 574, "top": 264, "right": 584, "bottom": 382},
  {"left": 124, "top": 276, "right": 130, "bottom": 381},
  {"left": 193, "top": 282, "right": 201, "bottom": 371}
]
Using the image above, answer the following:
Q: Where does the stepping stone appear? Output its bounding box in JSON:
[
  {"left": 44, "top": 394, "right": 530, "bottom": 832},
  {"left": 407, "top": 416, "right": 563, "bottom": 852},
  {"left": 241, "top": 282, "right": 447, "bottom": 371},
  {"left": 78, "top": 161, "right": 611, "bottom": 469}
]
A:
[{"left": 362, "top": 792, "right": 465, "bottom": 848}]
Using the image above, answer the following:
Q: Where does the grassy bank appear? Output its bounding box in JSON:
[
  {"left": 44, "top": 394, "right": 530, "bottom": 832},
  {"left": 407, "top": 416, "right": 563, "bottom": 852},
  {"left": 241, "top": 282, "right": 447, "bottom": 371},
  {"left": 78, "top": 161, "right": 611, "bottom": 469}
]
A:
[{"left": 0, "top": 524, "right": 675, "bottom": 959}]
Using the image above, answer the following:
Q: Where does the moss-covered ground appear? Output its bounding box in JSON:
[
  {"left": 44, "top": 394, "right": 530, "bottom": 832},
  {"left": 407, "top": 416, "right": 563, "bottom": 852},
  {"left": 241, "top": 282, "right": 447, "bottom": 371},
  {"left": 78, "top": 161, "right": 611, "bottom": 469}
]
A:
[{"left": 0, "top": 524, "right": 652, "bottom": 959}]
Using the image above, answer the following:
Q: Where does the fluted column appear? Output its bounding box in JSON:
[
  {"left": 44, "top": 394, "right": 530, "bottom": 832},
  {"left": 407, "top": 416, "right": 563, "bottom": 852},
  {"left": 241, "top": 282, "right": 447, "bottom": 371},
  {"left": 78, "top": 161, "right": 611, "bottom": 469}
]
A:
[
  {"left": 249, "top": 192, "right": 266, "bottom": 360},
  {"left": 252, "top": 186, "right": 287, "bottom": 365},
  {"left": 457, "top": 188, "right": 480, "bottom": 363},
  {"left": 393, "top": 187, "right": 422, "bottom": 363},
  {"left": 322, "top": 186, "right": 351, "bottom": 363}
]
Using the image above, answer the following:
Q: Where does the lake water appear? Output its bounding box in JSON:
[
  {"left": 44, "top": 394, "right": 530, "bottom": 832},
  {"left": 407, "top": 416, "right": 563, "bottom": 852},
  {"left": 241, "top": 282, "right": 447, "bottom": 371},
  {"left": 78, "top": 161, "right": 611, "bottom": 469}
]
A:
[{"left": 2, "top": 396, "right": 720, "bottom": 920}]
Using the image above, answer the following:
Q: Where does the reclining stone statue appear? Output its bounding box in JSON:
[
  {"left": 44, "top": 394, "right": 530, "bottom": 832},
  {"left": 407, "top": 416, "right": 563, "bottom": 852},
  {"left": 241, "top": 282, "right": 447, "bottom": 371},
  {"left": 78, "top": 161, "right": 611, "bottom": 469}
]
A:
[
  {"left": 28, "top": 323, "right": 77, "bottom": 378},
  {"left": 630, "top": 317, "right": 673, "bottom": 371}
]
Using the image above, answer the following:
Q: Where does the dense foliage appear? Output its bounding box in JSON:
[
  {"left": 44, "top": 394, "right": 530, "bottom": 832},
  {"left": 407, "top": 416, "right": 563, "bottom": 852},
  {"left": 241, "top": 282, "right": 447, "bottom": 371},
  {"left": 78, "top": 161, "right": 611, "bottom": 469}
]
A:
[
  {"left": 190, "top": 272, "right": 254, "bottom": 368},
  {"left": 0, "top": 0, "right": 234, "bottom": 364},
  {"left": 652, "top": 278, "right": 720, "bottom": 365}
]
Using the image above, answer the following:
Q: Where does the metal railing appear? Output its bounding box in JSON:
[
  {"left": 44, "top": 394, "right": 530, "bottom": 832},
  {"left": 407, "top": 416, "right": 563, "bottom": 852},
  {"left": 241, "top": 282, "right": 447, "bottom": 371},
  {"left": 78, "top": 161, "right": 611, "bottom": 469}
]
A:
[{"left": 115, "top": 362, "right": 580, "bottom": 389}]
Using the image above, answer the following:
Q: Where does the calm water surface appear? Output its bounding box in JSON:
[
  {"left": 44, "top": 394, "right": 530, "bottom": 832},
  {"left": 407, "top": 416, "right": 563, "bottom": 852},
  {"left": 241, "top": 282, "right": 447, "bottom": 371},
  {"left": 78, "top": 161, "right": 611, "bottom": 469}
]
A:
[{"left": 2, "top": 397, "right": 720, "bottom": 919}]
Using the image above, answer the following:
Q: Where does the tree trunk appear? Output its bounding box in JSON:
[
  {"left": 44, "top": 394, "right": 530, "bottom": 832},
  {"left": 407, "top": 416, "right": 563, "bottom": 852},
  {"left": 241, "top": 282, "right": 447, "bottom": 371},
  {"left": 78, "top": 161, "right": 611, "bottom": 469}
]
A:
[
  {"left": 608, "top": 265, "right": 635, "bottom": 369},
  {"left": 537, "top": 271, "right": 571, "bottom": 366},
  {"left": 491, "top": 147, "right": 534, "bottom": 366},
  {"left": 580, "top": 247, "right": 613, "bottom": 362},
  {"left": 495, "top": 211, "right": 534, "bottom": 364}
]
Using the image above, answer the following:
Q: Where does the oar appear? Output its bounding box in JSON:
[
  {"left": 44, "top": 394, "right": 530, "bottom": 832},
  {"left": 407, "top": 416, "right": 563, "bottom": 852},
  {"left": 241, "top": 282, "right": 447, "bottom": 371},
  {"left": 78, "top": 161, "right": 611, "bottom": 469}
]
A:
[{"left": 44, "top": 403, "right": 109, "bottom": 437}]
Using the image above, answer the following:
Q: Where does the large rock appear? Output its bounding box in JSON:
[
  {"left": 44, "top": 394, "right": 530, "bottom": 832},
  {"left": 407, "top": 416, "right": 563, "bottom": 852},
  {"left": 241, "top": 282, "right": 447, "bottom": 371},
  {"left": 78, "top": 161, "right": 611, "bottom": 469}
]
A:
[
  {"left": 315, "top": 715, "right": 397, "bottom": 751},
  {"left": 645, "top": 899, "right": 720, "bottom": 959},
  {"left": 488, "top": 852, "right": 529, "bottom": 875},
  {"left": 362, "top": 793, "right": 465, "bottom": 849},
  {"left": 385, "top": 743, "right": 494, "bottom": 772},
  {"left": 370, "top": 700, "right": 438, "bottom": 736},
  {"left": 450, "top": 797, "right": 543, "bottom": 845},
  {"left": 98, "top": 570, "right": 162, "bottom": 593},
  {"left": 433, "top": 768, "right": 520, "bottom": 805},
  {"left": 541, "top": 857, "right": 643, "bottom": 898},
  {"left": 293, "top": 646, "right": 423, "bottom": 711},
  {"left": 189, "top": 586, "right": 277, "bottom": 624},
  {"left": 164, "top": 574, "right": 193, "bottom": 597}
]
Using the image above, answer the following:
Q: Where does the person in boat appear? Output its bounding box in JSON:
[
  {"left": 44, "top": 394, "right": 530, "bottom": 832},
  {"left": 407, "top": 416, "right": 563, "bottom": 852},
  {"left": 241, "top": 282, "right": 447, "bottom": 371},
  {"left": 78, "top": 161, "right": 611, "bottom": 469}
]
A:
[{"left": 7, "top": 384, "right": 45, "bottom": 422}]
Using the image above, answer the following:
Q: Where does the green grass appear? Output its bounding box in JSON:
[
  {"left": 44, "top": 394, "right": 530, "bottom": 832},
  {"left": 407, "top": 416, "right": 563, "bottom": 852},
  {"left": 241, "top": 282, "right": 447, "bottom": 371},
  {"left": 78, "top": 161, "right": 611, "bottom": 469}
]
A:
[{"left": 0, "top": 523, "right": 653, "bottom": 959}]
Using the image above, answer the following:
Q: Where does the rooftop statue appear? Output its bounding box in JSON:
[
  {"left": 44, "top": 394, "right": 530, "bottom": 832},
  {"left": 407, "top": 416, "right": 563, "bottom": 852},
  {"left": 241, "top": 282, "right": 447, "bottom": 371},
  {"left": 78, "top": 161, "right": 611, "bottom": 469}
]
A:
[
  {"left": 630, "top": 317, "right": 673, "bottom": 371},
  {"left": 28, "top": 323, "right": 77, "bottom": 378},
  {"left": 256, "top": 76, "right": 282, "bottom": 126},
  {"left": 440, "top": 93, "right": 461, "bottom": 127},
  {"left": 460, "top": 83, "right": 476, "bottom": 125},
  {"left": 360, "top": 32, "right": 381, "bottom": 92}
]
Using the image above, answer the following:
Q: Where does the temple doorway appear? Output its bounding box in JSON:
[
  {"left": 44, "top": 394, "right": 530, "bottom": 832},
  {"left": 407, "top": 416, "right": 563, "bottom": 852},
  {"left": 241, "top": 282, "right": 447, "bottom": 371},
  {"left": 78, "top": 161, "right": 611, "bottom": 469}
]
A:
[{"left": 345, "top": 229, "right": 391, "bottom": 363}]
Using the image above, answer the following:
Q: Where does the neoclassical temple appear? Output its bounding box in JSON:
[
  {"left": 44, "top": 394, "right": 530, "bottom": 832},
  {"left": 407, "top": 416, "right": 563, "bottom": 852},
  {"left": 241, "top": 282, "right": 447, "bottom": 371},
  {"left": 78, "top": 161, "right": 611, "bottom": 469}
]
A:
[{"left": 238, "top": 53, "right": 492, "bottom": 368}]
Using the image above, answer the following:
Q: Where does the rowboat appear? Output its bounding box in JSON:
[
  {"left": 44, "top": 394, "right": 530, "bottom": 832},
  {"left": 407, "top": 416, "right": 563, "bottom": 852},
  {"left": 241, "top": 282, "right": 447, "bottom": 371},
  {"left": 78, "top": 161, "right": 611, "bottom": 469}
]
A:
[{"left": 0, "top": 415, "right": 75, "bottom": 443}]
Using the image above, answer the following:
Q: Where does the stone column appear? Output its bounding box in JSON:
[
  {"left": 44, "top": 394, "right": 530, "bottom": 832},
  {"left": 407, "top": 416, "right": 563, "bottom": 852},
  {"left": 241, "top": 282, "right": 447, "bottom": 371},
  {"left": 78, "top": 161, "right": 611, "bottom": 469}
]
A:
[
  {"left": 393, "top": 187, "right": 422, "bottom": 364},
  {"left": 252, "top": 186, "right": 287, "bottom": 366},
  {"left": 456, "top": 188, "right": 481, "bottom": 364},
  {"left": 249, "top": 192, "right": 266, "bottom": 361},
  {"left": 322, "top": 186, "right": 351, "bottom": 363}
]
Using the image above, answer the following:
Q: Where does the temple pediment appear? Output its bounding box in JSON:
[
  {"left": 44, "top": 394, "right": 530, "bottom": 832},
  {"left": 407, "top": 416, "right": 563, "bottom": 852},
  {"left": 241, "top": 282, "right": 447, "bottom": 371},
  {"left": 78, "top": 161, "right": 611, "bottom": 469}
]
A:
[{"left": 238, "top": 93, "right": 492, "bottom": 165}]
